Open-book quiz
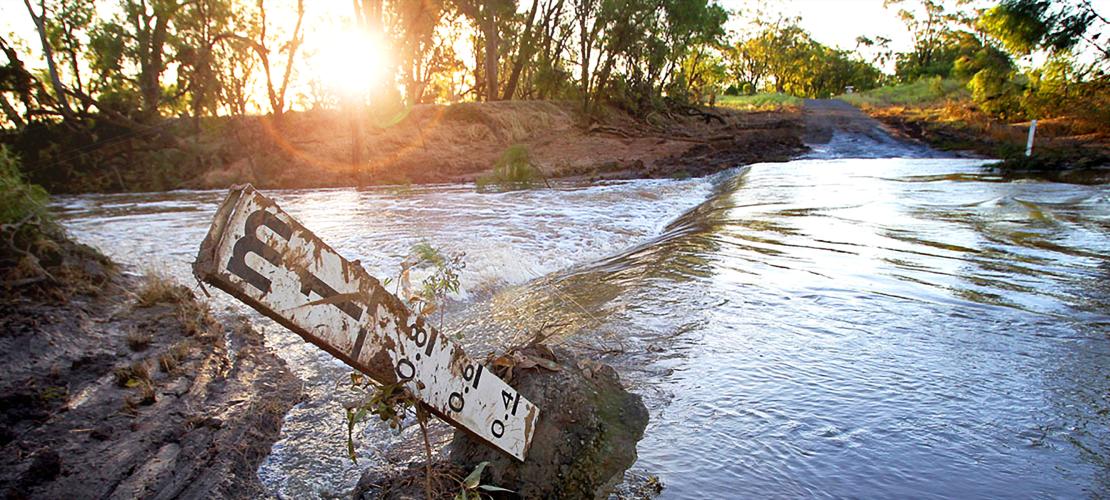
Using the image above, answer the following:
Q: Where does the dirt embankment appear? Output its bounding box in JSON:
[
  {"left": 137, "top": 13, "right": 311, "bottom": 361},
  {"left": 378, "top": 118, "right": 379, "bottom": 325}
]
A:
[
  {"left": 0, "top": 229, "right": 302, "bottom": 498},
  {"left": 197, "top": 101, "right": 805, "bottom": 189},
  {"left": 16, "top": 101, "right": 805, "bottom": 193},
  {"left": 858, "top": 102, "right": 1110, "bottom": 169}
]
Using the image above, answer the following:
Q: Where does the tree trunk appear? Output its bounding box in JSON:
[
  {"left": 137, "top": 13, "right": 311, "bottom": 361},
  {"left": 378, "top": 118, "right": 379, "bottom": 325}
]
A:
[
  {"left": 482, "top": 7, "right": 499, "bottom": 101},
  {"left": 578, "top": 15, "right": 591, "bottom": 112},
  {"left": 23, "top": 0, "right": 73, "bottom": 119},
  {"left": 502, "top": 0, "right": 540, "bottom": 100},
  {"left": 139, "top": 13, "right": 172, "bottom": 120},
  {"left": 274, "top": 0, "right": 305, "bottom": 120}
]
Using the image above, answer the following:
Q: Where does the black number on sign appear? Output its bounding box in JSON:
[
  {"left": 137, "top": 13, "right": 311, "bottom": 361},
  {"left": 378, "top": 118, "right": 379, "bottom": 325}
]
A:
[
  {"left": 396, "top": 359, "right": 415, "bottom": 380},
  {"left": 463, "top": 364, "right": 484, "bottom": 389},
  {"left": 412, "top": 326, "right": 427, "bottom": 347},
  {"left": 449, "top": 392, "right": 465, "bottom": 412},
  {"left": 502, "top": 390, "right": 514, "bottom": 410},
  {"left": 491, "top": 419, "right": 505, "bottom": 438}
]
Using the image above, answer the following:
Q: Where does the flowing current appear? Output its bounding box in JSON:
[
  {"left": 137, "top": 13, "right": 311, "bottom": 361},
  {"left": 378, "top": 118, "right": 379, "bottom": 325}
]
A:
[{"left": 54, "top": 158, "right": 1109, "bottom": 498}]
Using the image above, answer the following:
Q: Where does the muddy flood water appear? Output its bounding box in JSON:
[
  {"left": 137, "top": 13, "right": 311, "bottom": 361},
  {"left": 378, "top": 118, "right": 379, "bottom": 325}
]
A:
[{"left": 54, "top": 158, "right": 1109, "bottom": 498}]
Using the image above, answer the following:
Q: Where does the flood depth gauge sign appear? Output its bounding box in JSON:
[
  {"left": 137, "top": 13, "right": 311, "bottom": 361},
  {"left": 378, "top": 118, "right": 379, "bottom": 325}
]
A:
[{"left": 193, "top": 185, "right": 538, "bottom": 461}]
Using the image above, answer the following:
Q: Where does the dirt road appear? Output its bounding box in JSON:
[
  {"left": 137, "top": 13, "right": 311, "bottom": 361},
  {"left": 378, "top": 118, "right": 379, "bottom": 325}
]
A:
[{"left": 802, "top": 99, "right": 944, "bottom": 159}]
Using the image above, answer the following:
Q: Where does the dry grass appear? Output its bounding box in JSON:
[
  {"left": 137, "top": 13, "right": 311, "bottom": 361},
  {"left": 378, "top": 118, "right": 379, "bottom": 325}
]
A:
[
  {"left": 114, "top": 360, "right": 152, "bottom": 388},
  {"left": 870, "top": 100, "right": 1110, "bottom": 169},
  {"left": 126, "top": 328, "right": 153, "bottom": 351},
  {"left": 135, "top": 270, "right": 190, "bottom": 307},
  {"left": 158, "top": 341, "right": 192, "bottom": 373},
  {"left": 175, "top": 297, "right": 219, "bottom": 338}
]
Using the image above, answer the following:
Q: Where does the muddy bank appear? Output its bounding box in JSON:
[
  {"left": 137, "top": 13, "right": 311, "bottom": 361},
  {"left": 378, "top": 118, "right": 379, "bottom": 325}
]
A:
[
  {"left": 861, "top": 102, "right": 1110, "bottom": 169},
  {"left": 0, "top": 228, "right": 302, "bottom": 498},
  {"left": 11, "top": 101, "right": 804, "bottom": 194}
]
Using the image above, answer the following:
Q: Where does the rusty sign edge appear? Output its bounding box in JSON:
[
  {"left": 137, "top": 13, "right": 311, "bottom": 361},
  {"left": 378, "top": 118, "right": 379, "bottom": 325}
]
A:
[
  {"left": 193, "top": 184, "right": 538, "bottom": 462},
  {"left": 194, "top": 185, "right": 379, "bottom": 378}
]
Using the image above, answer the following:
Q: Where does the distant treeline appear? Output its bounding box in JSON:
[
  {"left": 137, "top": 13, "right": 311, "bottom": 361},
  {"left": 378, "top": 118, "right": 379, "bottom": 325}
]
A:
[{"left": 0, "top": 0, "right": 1106, "bottom": 191}]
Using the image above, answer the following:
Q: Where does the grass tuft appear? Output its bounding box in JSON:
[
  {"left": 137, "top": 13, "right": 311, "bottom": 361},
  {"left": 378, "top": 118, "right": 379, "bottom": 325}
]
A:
[
  {"left": 114, "top": 360, "right": 152, "bottom": 388},
  {"left": 126, "top": 328, "right": 153, "bottom": 351},
  {"left": 158, "top": 341, "right": 192, "bottom": 372},
  {"left": 135, "top": 270, "right": 190, "bottom": 307}
]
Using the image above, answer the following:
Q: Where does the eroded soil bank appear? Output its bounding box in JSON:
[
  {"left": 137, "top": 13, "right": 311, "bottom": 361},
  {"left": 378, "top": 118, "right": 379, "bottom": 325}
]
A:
[
  {"left": 860, "top": 102, "right": 1110, "bottom": 172},
  {"left": 0, "top": 229, "right": 302, "bottom": 499},
  {"left": 13, "top": 101, "right": 805, "bottom": 194},
  {"left": 190, "top": 101, "right": 806, "bottom": 189}
]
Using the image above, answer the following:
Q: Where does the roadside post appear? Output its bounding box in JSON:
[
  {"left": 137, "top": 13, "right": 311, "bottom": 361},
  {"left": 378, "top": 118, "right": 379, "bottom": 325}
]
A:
[
  {"left": 193, "top": 185, "right": 538, "bottom": 461},
  {"left": 1026, "top": 119, "right": 1037, "bottom": 157}
]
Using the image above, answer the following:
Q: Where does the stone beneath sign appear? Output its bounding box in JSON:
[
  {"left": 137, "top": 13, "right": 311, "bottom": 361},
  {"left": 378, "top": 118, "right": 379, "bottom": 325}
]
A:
[{"left": 448, "top": 346, "right": 649, "bottom": 499}]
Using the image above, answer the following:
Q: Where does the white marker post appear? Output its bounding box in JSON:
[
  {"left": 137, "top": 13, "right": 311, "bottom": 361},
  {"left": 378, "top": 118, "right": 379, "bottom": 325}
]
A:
[
  {"left": 193, "top": 185, "right": 538, "bottom": 461},
  {"left": 1026, "top": 119, "right": 1038, "bottom": 157}
]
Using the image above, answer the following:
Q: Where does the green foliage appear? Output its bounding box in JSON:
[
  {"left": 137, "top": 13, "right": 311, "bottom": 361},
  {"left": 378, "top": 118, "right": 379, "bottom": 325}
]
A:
[
  {"left": 837, "top": 77, "right": 967, "bottom": 107},
  {"left": 477, "top": 144, "right": 542, "bottom": 190},
  {"left": 968, "top": 69, "right": 1026, "bottom": 119},
  {"left": 0, "top": 146, "right": 50, "bottom": 225},
  {"left": 454, "top": 461, "right": 514, "bottom": 500},
  {"left": 343, "top": 376, "right": 414, "bottom": 464},
  {"left": 724, "top": 20, "right": 883, "bottom": 98},
  {"left": 894, "top": 30, "right": 984, "bottom": 82},
  {"left": 716, "top": 92, "right": 802, "bottom": 110},
  {"left": 979, "top": 0, "right": 1096, "bottom": 57},
  {"left": 402, "top": 242, "right": 465, "bottom": 331}
]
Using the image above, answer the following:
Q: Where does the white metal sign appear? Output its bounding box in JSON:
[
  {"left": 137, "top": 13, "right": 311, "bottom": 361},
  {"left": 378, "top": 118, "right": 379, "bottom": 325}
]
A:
[{"left": 193, "top": 185, "right": 538, "bottom": 460}]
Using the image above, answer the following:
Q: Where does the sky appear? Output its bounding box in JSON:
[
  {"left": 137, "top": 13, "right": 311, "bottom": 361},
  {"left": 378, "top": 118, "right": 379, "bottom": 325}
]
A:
[
  {"left": 721, "top": 0, "right": 916, "bottom": 52},
  {"left": 2, "top": 0, "right": 1109, "bottom": 101}
]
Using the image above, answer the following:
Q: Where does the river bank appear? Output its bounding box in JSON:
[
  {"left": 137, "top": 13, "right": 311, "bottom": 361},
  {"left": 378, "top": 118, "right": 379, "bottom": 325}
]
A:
[
  {"left": 0, "top": 220, "right": 303, "bottom": 498},
  {"left": 855, "top": 101, "right": 1110, "bottom": 171},
  {"left": 9, "top": 101, "right": 805, "bottom": 194}
]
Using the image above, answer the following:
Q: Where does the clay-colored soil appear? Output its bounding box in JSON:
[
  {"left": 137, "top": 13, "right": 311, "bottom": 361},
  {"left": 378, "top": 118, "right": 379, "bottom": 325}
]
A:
[{"left": 193, "top": 101, "right": 806, "bottom": 190}]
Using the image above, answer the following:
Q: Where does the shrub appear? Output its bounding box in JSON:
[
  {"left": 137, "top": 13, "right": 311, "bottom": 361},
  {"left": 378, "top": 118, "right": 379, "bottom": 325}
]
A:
[
  {"left": 0, "top": 145, "right": 50, "bottom": 226},
  {"left": 969, "top": 69, "right": 1025, "bottom": 120},
  {"left": 476, "top": 144, "right": 542, "bottom": 190}
]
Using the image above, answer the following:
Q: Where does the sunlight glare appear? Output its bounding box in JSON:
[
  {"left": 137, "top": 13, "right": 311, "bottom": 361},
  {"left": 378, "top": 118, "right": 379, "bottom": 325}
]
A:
[{"left": 316, "top": 29, "right": 391, "bottom": 97}]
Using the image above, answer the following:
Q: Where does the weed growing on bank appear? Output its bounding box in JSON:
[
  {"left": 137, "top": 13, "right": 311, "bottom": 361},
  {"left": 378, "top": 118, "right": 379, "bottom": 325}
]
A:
[
  {"left": 0, "top": 145, "right": 50, "bottom": 226},
  {"left": 342, "top": 242, "right": 469, "bottom": 498},
  {"left": 0, "top": 145, "right": 119, "bottom": 298},
  {"left": 477, "top": 144, "right": 545, "bottom": 191}
]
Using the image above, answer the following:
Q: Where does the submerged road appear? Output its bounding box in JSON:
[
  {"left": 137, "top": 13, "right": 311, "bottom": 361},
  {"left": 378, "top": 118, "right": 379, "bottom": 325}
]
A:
[{"left": 53, "top": 100, "right": 1110, "bottom": 498}]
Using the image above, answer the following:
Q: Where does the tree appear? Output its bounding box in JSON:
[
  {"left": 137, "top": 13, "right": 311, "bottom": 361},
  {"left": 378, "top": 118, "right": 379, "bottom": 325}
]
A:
[
  {"left": 885, "top": 0, "right": 976, "bottom": 81},
  {"left": 501, "top": 0, "right": 540, "bottom": 100},
  {"left": 23, "top": 0, "right": 74, "bottom": 120},
  {"left": 979, "top": 0, "right": 1107, "bottom": 61}
]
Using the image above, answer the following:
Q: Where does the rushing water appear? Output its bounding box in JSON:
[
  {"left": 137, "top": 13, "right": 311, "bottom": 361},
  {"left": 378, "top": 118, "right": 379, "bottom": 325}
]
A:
[{"left": 54, "top": 158, "right": 1108, "bottom": 498}]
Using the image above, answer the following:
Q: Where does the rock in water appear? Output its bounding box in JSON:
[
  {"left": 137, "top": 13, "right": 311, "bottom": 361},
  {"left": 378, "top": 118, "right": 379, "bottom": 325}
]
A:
[{"left": 448, "top": 346, "right": 649, "bottom": 499}]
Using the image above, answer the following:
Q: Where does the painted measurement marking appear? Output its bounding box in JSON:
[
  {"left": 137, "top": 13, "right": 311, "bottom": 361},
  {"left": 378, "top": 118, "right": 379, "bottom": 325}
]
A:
[{"left": 193, "top": 185, "right": 538, "bottom": 461}]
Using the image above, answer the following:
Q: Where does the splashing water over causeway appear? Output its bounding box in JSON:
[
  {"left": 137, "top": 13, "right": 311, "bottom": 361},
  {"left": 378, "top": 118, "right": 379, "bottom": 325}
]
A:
[{"left": 56, "top": 158, "right": 1109, "bottom": 498}]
